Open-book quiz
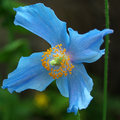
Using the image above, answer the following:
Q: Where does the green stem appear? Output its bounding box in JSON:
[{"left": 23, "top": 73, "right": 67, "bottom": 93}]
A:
[
  {"left": 76, "top": 111, "right": 80, "bottom": 120},
  {"left": 103, "top": 0, "right": 110, "bottom": 120}
]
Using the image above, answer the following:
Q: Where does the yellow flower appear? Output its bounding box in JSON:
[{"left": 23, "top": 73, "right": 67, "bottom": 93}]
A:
[{"left": 34, "top": 93, "right": 49, "bottom": 108}]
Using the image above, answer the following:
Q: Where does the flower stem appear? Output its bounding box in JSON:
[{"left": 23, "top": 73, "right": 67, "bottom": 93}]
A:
[
  {"left": 103, "top": 0, "right": 110, "bottom": 120},
  {"left": 76, "top": 111, "right": 80, "bottom": 120}
]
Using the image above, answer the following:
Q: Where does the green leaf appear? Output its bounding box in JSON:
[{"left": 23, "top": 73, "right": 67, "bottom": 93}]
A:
[{"left": 0, "top": 39, "right": 31, "bottom": 63}]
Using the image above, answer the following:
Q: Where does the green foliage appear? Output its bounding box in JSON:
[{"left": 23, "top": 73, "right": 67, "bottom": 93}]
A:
[
  {"left": 0, "top": 0, "right": 30, "bottom": 34},
  {"left": 0, "top": 88, "right": 35, "bottom": 120},
  {"left": 0, "top": 0, "right": 23, "bottom": 26},
  {"left": 0, "top": 39, "right": 31, "bottom": 63}
]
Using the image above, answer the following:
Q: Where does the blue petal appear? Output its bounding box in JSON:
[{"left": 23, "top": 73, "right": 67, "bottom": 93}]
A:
[
  {"left": 67, "top": 63, "right": 93, "bottom": 114},
  {"left": 14, "top": 3, "right": 69, "bottom": 48},
  {"left": 67, "top": 28, "right": 113, "bottom": 63},
  {"left": 56, "top": 76, "right": 69, "bottom": 97},
  {"left": 2, "top": 52, "right": 54, "bottom": 93}
]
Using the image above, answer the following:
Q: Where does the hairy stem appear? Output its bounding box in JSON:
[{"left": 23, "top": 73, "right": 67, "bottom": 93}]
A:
[{"left": 103, "top": 0, "right": 110, "bottom": 120}]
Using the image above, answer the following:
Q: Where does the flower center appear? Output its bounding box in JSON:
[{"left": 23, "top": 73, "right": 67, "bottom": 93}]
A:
[{"left": 41, "top": 44, "right": 74, "bottom": 79}]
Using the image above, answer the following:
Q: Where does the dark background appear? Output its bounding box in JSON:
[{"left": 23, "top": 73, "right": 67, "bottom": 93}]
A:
[{"left": 0, "top": 0, "right": 119, "bottom": 120}]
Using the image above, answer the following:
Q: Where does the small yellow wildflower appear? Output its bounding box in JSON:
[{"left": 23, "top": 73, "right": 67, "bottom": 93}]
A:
[{"left": 34, "top": 93, "right": 49, "bottom": 108}]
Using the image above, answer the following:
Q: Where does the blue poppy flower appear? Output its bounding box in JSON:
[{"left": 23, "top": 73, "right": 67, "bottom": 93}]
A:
[{"left": 2, "top": 3, "right": 113, "bottom": 114}]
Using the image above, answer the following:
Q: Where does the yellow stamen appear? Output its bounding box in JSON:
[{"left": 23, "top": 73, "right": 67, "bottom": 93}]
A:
[{"left": 41, "top": 44, "right": 74, "bottom": 79}]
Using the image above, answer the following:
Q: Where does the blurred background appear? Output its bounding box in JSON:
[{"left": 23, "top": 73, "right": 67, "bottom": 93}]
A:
[{"left": 0, "top": 0, "right": 119, "bottom": 120}]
